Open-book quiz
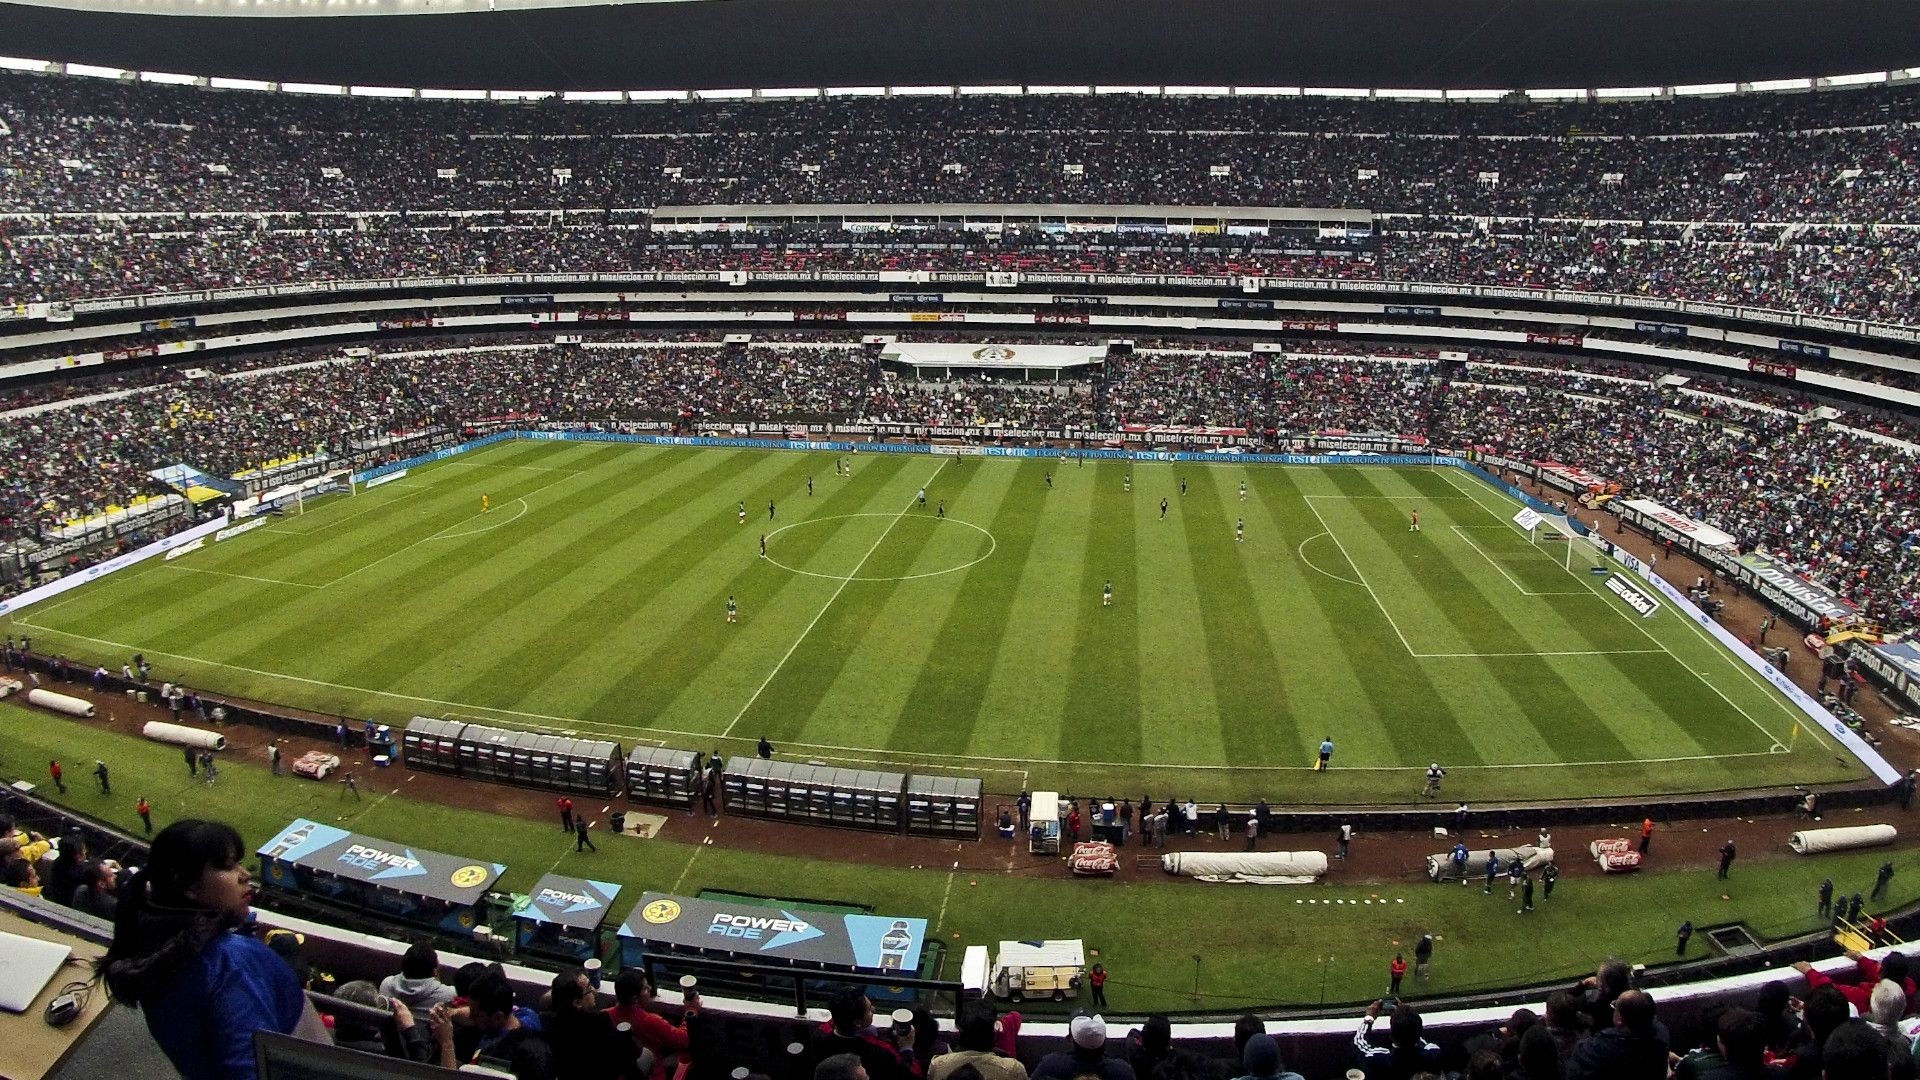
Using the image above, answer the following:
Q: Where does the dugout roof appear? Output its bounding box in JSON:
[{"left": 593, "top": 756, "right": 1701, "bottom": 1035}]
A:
[
  {"left": 1, "top": 0, "right": 1915, "bottom": 94},
  {"left": 257, "top": 818, "right": 505, "bottom": 905}
]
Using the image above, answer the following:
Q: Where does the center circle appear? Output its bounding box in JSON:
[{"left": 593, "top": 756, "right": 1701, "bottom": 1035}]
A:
[{"left": 764, "top": 513, "right": 997, "bottom": 582}]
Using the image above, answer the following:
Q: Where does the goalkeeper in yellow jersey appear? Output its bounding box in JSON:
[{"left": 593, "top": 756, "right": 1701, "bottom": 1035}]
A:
[{"left": 482, "top": 494, "right": 491, "bottom": 513}]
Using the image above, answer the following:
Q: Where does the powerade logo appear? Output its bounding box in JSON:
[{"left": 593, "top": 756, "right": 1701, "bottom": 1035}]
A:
[
  {"left": 1605, "top": 574, "right": 1660, "bottom": 618},
  {"left": 538, "top": 887, "right": 602, "bottom": 914},
  {"left": 339, "top": 844, "right": 426, "bottom": 880},
  {"left": 706, "top": 911, "right": 826, "bottom": 951}
]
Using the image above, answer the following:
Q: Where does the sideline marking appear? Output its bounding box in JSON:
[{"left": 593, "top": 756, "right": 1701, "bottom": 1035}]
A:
[
  {"left": 1437, "top": 468, "right": 1800, "bottom": 753},
  {"left": 720, "top": 462, "right": 949, "bottom": 739},
  {"left": 1448, "top": 525, "right": 1592, "bottom": 597},
  {"left": 159, "top": 564, "right": 322, "bottom": 589},
  {"left": 764, "top": 513, "right": 997, "bottom": 582}
]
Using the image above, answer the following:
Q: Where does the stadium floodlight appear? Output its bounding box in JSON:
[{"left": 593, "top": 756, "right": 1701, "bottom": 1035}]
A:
[
  {"left": 210, "top": 76, "right": 274, "bottom": 91},
  {"left": 139, "top": 71, "right": 201, "bottom": 85},
  {"left": 957, "top": 85, "right": 1022, "bottom": 96},
  {"left": 889, "top": 86, "right": 955, "bottom": 96},
  {"left": 1094, "top": 85, "right": 1161, "bottom": 95},
  {"left": 1302, "top": 87, "right": 1370, "bottom": 98},
  {"left": 351, "top": 85, "right": 415, "bottom": 98},
  {"left": 1525, "top": 88, "right": 1585, "bottom": 100},
  {"left": 64, "top": 63, "right": 127, "bottom": 79},
  {"left": 1594, "top": 86, "right": 1662, "bottom": 99},
  {"left": 1166, "top": 84, "right": 1234, "bottom": 96},
  {"left": 627, "top": 89, "right": 689, "bottom": 101},
  {"left": 1749, "top": 77, "right": 1814, "bottom": 91},
  {"left": 1027, "top": 85, "right": 1092, "bottom": 95},
  {"left": 758, "top": 87, "right": 822, "bottom": 99},
  {"left": 0, "top": 56, "right": 52, "bottom": 72},
  {"left": 282, "top": 82, "right": 345, "bottom": 95},
  {"left": 420, "top": 88, "right": 487, "bottom": 99},
  {"left": 1376, "top": 88, "right": 1444, "bottom": 100},
  {"left": 560, "top": 90, "right": 624, "bottom": 102},
  {"left": 823, "top": 86, "right": 885, "bottom": 97},
  {"left": 1444, "top": 89, "right": 1506, "bottom": 100},
  {"left": 1824, "top": 71, "right": 1890, "bottom": 86},
  {"left": 1672, "top": 82, "right": 1738, "bottom": 96},
  {"left": 694, "top": 88, "right": 754, "bottom": 99}
]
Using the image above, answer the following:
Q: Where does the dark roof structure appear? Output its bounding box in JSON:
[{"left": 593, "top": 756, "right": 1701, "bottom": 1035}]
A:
[{"left": 0, "top": 0, "right": 1915, "bottom": 93}]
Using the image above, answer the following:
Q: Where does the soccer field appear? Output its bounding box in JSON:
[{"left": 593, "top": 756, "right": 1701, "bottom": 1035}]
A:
[{"left": 6, "top": 439, "right": 1865, "bottom": 803}]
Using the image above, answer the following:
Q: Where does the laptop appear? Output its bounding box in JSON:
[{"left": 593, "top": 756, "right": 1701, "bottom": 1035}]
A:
[{"left": 0, "top": 930, "right": 73, "bottom": 1013}]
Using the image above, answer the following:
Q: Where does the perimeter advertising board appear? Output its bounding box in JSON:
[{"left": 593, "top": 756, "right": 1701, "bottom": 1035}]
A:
[{"left": 619, "top": 891, "right": 927, "bottom": 973}]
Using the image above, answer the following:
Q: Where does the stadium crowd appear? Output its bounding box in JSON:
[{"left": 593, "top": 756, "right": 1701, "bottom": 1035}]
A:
[
  {"left": 10, "top": 808, "right": 1915, "bottom": 1080},
  {"left": 3, "top": 337, "right": 1916, "bottom": 629},
  {"left": 4, "top": 71, "right": 1920, "bottom": 327}
]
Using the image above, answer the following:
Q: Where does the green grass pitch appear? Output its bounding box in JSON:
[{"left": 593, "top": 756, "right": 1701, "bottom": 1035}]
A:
[{"left": 6, "top": 439, "right": 1865, "bottom": 803}]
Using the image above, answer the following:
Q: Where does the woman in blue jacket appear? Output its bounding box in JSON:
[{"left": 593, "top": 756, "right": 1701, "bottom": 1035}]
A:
[{"left": 102, "top": 819, "right": 328, "bottom": 1080}]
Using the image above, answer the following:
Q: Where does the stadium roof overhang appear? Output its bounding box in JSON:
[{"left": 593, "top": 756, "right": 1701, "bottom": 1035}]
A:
[{"left": 1, "top": 0, "right": 1916, "bottom": 94}]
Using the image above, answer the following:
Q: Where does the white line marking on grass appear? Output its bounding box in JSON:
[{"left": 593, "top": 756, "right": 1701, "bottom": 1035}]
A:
[
  {"left": 427, "top": 498, "right": 528, "bottom": 539},
  {"left": 317, "top": 471, "right": 574, "bottom": 588},
  {"left": 1448, "top": 526, "right": 1592, "bottom": 597},
  {"left": 670, "top": 846, "right": 703, "bottom": 895},
  {"left": 0, "top": 614, "right": 1778, "bottom": 775},
  {"left": 440, "top": 461, "right": 574, "bottom": 473},
  {"left": 1300, "top": 495, "right": 1421, "bottom": 657},
  {"left": 266, "top": 486, "right": 426, "bottom": 537},
  {"left": 1436, "top": 468, "right": 1797, "bottom": 753},
  {"left": 934, "top": 870, "right": 957, "bottom": 932},
  {"left": 1415, "top": 649, "right": 1668, "bottom": 658},
  {"left": 1297, "top": 531, "right": 1366, "bottom": 587},
  {"left": 764, "top": 513, "right": 997, "bottom": 582},
  {"left": 160, "top": 564, "right": 323, "bottom": 589},
  {"left": 1301, "top": 495, "right": 1475, "bottom": 500},
  {"left": 719, "top": 461, "right": 950, "bottom": 740}
]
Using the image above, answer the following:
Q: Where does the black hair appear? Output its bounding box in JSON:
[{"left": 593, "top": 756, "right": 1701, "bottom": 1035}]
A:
[
  {"left": 1821, "top": 1020, "right": 1889, "bottom": 1079},
  {"left": 1516, "top": 1025, "right": 1559, "bottom": 1079},
  {"left": 1716, "top": 1008, "right": 1766, "bottom": 1067},
  {"left": 614, "top": 968, "right": 651, "bottom": 1008},
  {"left": 1803, "top": 985, "right": 1851, "bottom": 1042},
  {"left": 814, "top": 1054, "right": 866, "bottom": 1080},
  {"left": 510, "top": 1037, "right": 558, "bottom": 1080},
  {"left": 827, "top": 985, "right": 869, "bottom": 1032},
  {"left": 550, "top": 969, "right": 590, "bottom": 1010},
  {"left": 1232, "top": 1014, "right": 1265, "bottom": 1057},
  {"left": 1, "top": 857, "right": 33, "bottom": 888},
  {"left": 1881, "top": 951, "right": 1909, "bottom": 985},
  {"left": 468, "top": 969, "right": 516, "bottom": 1018},
  {"left": 454, "top": 961, "right": 493, "bottom": 998},
  {"left": 401, "top": 942, "right": 439, "bottom": 980},
  {"left": 1389, "top": 1003, "right": 1425, "bottom": 1050},
  {"left": 100, "top": 820, "right": 247, "bottom": 1006},
  {"left": 956, "top": 999, "right": 998, "bottom": 1052}
]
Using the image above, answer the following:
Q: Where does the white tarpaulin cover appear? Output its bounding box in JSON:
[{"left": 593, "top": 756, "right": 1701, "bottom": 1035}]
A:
[
  {"left": 142, "top": 720, "right": 228, "bottom": 752},
  {"left": 1425, "top": 846, "right": 1546, "bottom": 882},
  {"left": 1621, "top": 499, "right": 1738, "bottom": 549},
  {"left": 881, "top": 342, "right": 1107, "bottom": 372},
  {"left": 27, "top": 688, "right": 94, "bottom": 718},
  {"left": 1790, "top": 824, "right": 1897, "bottom": 855},
  {"left": 1161, "top": 851, "right": 1329, "bottom": 884}
]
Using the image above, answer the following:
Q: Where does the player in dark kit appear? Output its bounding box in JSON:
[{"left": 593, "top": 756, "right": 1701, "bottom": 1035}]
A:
[{"left": 1160, "top": 499, "right": 1168, "bottom": 520}]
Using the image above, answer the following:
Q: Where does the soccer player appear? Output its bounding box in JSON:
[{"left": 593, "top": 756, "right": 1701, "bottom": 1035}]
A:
[
  {"left": 768, "top": 500, "right": 776, "bottom": 520},
  {"left": 1410, "top": 510, "right": 1420, "bottom": 532},
  {"left": 1236, "top": 517, "right": 1244, "bottom": 543},
  {"left": 917, "top": 487, "right": 927, "bottom": 508},
  {"left": 1103, "top": 580, "right": 1113, "bottom": 607},
  {"left": 1239, "top": 480, "right": 1247, "bottom": 501},
  {"left": 1123, "top": 473, "right": 1132, "bottom": 492},
  {"left": 1045, "top": 472, "right": 1052, "bottom": 489},
  {"left": 738, "top": 501, "right": 746, "bottom": 525},
  {"left": 481, "top": 494, "right": 490, "bottom": 513},
  {"left": 1423, "top": 763, "right": 1445, "bottom": 798},
  {"left": 1160, "top": 498, "right": 1168, "bottom": 520},
  {"left": 808, "top": 476, "right": 814, "bottom": 496},
  {"left": 726, "top": 596, "right": 737, "bottom": 623},
  {"left": 1180, "top": 477, "right": 1188, "bottom": 496},
  {"left": 759, "top": 535, "right": 767, "bottom": 559},
  {"left": 937, "top": 501, "right": 945, "bottom": 518},
  {"left": 1317, "top": 736, "right": 1335, "bottom": 771}
]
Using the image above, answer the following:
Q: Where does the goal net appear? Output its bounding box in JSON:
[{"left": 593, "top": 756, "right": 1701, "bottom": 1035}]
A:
[{"left": 1532, "top": 513, "right": 1608, "bottom": 574}]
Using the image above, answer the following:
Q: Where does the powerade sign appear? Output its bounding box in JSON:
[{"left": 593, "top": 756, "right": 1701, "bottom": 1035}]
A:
[
  {"left": 1605, "top": 574, "right": 1661, "bottom": 618},
  {"left": 619, "top": 891, "right": 928, "bottom": 972},
  {"left": 517, "top": 874, "right": 622, "bottom": 929}
]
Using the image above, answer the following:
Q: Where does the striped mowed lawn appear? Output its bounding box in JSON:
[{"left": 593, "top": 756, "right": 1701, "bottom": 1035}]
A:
[{"left": 6, "top": 439, "right": 1864, "bottom": 803}]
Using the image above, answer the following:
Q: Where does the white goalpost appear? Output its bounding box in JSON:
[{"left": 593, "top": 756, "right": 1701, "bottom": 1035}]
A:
[{"left": 1510, "top": 506, "right": 1605, "bottom": 573}]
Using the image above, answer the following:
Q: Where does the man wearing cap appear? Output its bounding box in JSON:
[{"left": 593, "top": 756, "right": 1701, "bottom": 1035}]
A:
[
  {"left": 1031, "top": 1013, "right": 1136, "bottom": 1080},
  {"left": 1232, "top": 1033, "right": 1305, "bottom": 1080}
]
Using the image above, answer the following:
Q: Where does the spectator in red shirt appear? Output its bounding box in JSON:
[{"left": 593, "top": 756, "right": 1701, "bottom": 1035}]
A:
[{"left": 604, "top": 969, "right": 695, "bottom": 1080}]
